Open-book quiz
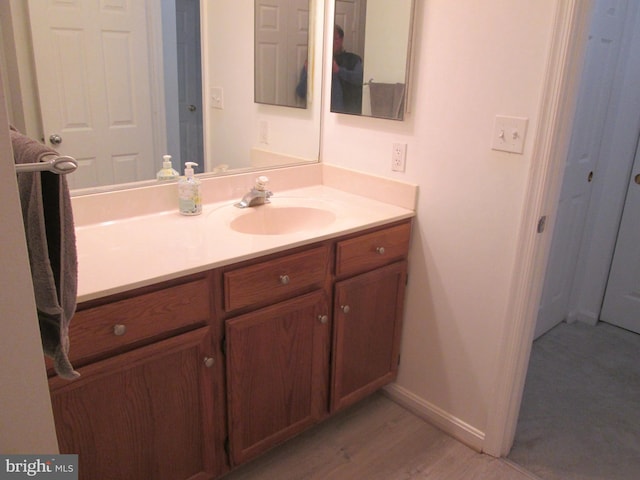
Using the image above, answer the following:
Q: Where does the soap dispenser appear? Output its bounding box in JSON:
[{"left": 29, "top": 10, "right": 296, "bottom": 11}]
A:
[
  {"left": 157, "top": 154, "right": 179, "bottom": 180},
  {"left": 178, "top": 162, "right": 202, "bottom": 215}
]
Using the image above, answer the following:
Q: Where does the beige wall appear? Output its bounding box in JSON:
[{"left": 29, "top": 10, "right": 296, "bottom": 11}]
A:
[
  {"left": 322, "top": 0, "right": 561, "bottom": 447},
  {"left": 0, "top": 76, "right": 58, "bottom": 453}
]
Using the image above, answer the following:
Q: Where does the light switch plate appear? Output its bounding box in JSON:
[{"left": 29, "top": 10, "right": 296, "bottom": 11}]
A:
[
  {"left": 210, "top": 87, "right": 223, "bottom": 109},
  {"left": 492, "top": 115, "right": 528, "bottom": 154}
]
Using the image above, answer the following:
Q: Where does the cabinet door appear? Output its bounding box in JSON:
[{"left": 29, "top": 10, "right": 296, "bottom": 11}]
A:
[
  {"left": 331, "top": 261, "right": 407, "bottom": 412},
  {"left": 49, "top": 328, "right": 219, "bottom": 480},
  {"left": 226, "top": 290, "right": 330, "bottom": 466}
]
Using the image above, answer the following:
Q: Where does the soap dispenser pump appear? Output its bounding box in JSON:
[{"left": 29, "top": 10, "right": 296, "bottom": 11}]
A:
[
  {"left": 157, "top": 154, "right": 179, "bottom": 180},
  {"left": 178, "top": 162, "right": 202, "bottom": 215}
]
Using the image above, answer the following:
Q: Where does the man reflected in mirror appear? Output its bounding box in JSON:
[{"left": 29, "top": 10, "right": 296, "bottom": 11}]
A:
[{"left": 331, "top": 25, "right": 363, "bottom": 114}]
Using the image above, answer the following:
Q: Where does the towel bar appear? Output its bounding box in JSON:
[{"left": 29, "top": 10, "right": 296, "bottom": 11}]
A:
[{"left": 15, "top": 155, "right": 78, "bottom": 175}]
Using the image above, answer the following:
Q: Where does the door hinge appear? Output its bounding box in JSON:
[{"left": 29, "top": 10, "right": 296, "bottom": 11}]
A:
[{"left": 537, "top": 215, "right": 547, "bottom": 234}]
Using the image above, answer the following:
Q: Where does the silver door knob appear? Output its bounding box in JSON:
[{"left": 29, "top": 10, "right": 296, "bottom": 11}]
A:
[
  {"left": 376, "top": 246, "right": 386, "bottom": 255},
  {"left": 341, "top": 305, "right": 351, "bottom": 314},
  {"left": 280, "top": 275, "right": 290, "bottom": 285},
  {"left": 49, "top": 134, "right": 62, "bottom": 145},
  {"left": 318, "top": 314, "right": 329, "bottom": 324},
  {"left": 204, "top": 357, "right": 215, "bottom": 368}
]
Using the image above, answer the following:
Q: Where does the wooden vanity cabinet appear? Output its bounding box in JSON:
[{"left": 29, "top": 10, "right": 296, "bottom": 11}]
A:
[
  {"left": 331, "top": 222, "right": 411, "bottom": 412},
  {"left": 48, "top": 219, "right": 412, "bottom": 478},
  {"left": 48, "top": 272, "right": 225, "bottom": 480}
]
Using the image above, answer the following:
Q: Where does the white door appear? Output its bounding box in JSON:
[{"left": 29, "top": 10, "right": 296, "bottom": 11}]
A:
[
  {"left": 176, "top": 0, "right": 203, "bottom": 171},
  {"left": 28, "top": 0, "right": 156, "bottom": 189},
  {"left": 334, "top": 0, "right": 366, "bottom": 59},
  {"left": 289, "top": 0, "right": 311, "bottom": 107},
  {"left": 534, "top": 0, "right": 628, "bottom": 339},
  {"left": 600, "top": 142, "right": 640, "bottom": 332},
  {"left": 255, "top": 0, "right": 309, "bottom": 108}
]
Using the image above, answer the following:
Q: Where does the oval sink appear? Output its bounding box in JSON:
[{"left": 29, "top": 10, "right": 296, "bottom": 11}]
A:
[{"left": 229, "top": 205, "right": 336, "bottom": 235}]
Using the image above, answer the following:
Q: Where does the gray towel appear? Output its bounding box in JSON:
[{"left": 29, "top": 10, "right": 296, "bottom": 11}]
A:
[
  {"left": 11, "top": 126, "right": 79, "bottom": 379},
  {"left": 369, "top": 82, "right": 406, "bottom": 120}
]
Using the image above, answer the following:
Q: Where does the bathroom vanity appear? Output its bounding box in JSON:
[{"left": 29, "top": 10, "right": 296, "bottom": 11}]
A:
[{"left": 46, "top": 179, "right": 415, "bottom": 480}]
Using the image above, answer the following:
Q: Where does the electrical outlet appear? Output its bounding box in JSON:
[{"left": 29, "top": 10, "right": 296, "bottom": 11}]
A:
[{"left": 392, "top": 143, "right": 407, "bottom": 172}]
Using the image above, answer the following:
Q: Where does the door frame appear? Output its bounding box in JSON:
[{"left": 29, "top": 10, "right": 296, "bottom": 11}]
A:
[{"left": 483, "top": 0, "right": 595, "bottom": 456}]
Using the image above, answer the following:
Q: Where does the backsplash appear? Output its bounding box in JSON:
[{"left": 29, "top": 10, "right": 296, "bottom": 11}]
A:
[{"left": 71, "top": 163, "right": 417, "bottom": 226}]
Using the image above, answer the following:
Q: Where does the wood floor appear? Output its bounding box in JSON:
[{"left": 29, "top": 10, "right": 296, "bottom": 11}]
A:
[{"left": 222, "top": 392, "right": 539, "bottom": 480}]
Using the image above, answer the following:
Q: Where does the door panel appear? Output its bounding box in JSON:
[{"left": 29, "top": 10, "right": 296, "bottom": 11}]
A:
[
  {"left": 28, "top": 0, "right": 156, "bottom": 189},
  {"left": 600, "top": 142, "right": 640, "bottom": 332},
  {"left": 255, "top": 0, "right": 309, "bottom": 108},
  {"left": 331, "top": 261, "right": 406, "bottom": 412},
  {"left": 225, "top": 290, "right": 330, "bottom": 466},
  {"left": 334, "top": 0, "right": 366, "bottom": 58}
]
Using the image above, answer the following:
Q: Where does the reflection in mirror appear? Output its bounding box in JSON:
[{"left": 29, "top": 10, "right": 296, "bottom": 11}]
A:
[
  {"left": 0, "top": 0, "right": 322, "bottom": 195},
  {"left": 332, "top": 0, "right": 414, "bottom": 120},
  {"left": 254, "top": 0, "right": 310, "bottom": 109},
  {"left": 206, "top": 1, "right": 321, "bottom": 175}
]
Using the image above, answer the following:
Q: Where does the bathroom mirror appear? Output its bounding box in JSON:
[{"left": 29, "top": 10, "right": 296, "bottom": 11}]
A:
[
  {"left": 0, "top": 0, "right": 323, "bottom": 194},
  {"left": 254, "top": 0, "right": 310, "bottom": 109},
  {"left": 331, "top": 0, "right": 414, "bottom": 120}
]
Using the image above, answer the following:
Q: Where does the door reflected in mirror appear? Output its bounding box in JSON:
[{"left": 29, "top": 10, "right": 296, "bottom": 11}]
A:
[
  {"left": 254, "top": 0, "right": 311, "bottom": 109},
  {"left": 0, "top": 0, "right": 323, "bottom": 194},
  {"left": 332, "top": 0, "right": 415, "bottom": 120}
]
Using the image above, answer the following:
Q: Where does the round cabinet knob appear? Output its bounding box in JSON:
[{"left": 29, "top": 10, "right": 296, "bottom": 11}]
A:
[
  {"left": 49, "top": 134, "right": 62, "bottom": 145},
  {"left": 113, "top": 324, "right": 127, "bottom": 336},
  {"left": 341, "top": 305, "right": 351, "bottom": 314},
  {"left": 279, "top": 274, "right": 290, "bottom": 285},
  {"left": 635, "top": 173, "right": 640, "bottom": 185},
  {"left": 204, "top": 357, "right": 215, "bottom": 368},
  {"left": 188, "top": 104, "right": 197, "bottom": 112},
  {"left": 376, "top": 246, "right": 386, "bottom": 255},
  {"left": 318, "top": 314, "right": 329, "bottom": 324}
]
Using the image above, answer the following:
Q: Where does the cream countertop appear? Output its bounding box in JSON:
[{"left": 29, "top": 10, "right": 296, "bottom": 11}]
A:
[{"left": 75, "top": 183, "right": 416, "bottom": 303}]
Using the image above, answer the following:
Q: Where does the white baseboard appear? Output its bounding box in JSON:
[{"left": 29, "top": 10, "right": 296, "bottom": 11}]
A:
[
  {"left": 567, "top": 309, "right": 598, "bottom": 326},
  {"left": 382, "top": 383, "right": 485, "bottom": 452}
]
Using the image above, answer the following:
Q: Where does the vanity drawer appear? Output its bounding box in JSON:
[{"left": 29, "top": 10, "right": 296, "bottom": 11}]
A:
[
  {"left": 224, "top": 245, "right": 329, "bottom": 312},
  {"left": 66, "top": 276, "right": 212, "bottom": 367},
  {"left": 336, "top": 221, "right": 411, "bottom": 277}
]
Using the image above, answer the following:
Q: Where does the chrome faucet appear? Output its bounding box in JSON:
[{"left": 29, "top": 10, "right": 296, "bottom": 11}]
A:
[{"left": 235, "top": 175, "right": 273, "bottom": 208}]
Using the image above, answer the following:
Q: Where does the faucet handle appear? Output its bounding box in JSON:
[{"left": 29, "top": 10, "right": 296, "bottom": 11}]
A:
[{"left": 255, "top": 176, "right": 269, "bottom": 191}]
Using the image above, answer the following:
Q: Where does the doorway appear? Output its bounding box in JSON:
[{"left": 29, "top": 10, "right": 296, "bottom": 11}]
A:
[
  {"left": 174, "top": 0, "right": 204, "bottom": 173},
  {"left": 535, "top": 0, "right": 640, "bottom": 339},
  {"left": 511, "top": 1, "right": 640, "bottom": 476}
]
